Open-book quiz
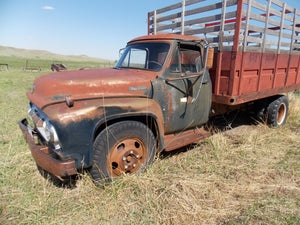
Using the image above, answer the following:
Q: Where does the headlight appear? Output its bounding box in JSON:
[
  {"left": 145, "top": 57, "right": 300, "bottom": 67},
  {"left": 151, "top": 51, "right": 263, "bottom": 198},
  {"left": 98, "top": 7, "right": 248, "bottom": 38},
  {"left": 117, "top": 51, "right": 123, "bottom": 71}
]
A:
[
  {"left": 49, "top": 123, "right": 60, "bottom": 149},
  {"left": 28, "top": 103, "right": 61, "bottom": 150},
  {"left": 39, "top": 120, "right": 61, "bottom": 150},
  {"left": 43, "top": 120, "right": 51, "bottom": 141}
]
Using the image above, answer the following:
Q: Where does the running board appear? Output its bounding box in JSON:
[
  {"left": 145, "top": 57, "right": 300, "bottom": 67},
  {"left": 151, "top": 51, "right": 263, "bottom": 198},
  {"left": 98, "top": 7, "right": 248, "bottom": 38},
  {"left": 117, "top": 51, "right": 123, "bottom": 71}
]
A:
[{"left": 163, "top": 127, "right": 211, "bottom": 152}]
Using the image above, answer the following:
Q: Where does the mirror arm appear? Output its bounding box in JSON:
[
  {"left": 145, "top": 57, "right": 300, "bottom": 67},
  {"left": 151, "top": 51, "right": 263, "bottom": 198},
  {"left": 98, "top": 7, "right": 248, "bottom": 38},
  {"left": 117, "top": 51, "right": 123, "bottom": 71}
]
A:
[
  {"left": 165, "top": 73, "right": 203, "bottom": 82},
  {"left": 183, "top": 73, "right": 202, "bottom": 97}
]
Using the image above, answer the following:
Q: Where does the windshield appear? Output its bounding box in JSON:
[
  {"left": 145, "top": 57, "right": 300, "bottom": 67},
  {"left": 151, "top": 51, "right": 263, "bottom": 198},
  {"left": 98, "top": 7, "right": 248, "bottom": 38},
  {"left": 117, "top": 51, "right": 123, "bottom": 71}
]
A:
[{"left": 115, "top": 42, "right": 170, "bottom": 71}]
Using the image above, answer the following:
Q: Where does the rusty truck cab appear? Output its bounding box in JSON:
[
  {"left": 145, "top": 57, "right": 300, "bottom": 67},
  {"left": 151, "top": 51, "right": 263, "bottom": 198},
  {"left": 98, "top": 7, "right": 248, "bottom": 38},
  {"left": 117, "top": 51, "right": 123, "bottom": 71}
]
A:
[
  {"left": 117, "top": 34, "right": 212, "bottom": 134},
  {"left": 19, "top": 34, "right": 213, "bottom": 181}
]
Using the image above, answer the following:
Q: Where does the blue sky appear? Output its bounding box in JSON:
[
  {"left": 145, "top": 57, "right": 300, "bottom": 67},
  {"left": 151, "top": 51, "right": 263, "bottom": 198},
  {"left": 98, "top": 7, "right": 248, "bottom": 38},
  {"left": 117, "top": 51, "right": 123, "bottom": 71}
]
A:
[
  {"left": 0, "top": 0, "right": 178, "bottom": 60},
  {"left": 1, "top": 0, "right": 300, "bottom": 60}
]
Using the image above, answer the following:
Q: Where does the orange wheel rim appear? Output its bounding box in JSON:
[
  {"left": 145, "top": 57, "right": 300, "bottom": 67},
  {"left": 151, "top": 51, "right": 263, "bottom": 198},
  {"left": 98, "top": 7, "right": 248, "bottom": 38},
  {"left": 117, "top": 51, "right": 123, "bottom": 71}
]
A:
[
  {"left": 277, "top": 103, "right": 286, "bottom": 126},
  {"left": 107, "top": 137, "right": 147, "bottom": 177}
]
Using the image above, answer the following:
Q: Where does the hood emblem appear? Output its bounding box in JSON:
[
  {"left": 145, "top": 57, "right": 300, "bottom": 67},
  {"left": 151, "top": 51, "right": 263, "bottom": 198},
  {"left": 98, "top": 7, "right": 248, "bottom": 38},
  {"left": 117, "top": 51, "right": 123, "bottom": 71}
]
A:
[
  {"left": 65, "top": 95, "right": 74, "bottom": 107},
  {"left": 128, "top": 86, "right": 147, "bottom": 91}
]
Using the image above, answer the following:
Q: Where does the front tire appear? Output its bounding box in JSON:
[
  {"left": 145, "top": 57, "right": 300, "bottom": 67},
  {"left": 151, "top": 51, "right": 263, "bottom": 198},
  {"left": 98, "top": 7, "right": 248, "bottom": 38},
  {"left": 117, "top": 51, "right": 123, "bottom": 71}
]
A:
[{"left": 90, "top": 121, "right": 156, "bottom": 182}]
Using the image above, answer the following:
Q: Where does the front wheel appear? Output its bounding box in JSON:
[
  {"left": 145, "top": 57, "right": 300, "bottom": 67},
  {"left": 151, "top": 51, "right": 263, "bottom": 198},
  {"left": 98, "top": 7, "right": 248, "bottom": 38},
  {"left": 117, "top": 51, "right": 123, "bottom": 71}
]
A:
[{"left": 90, "top": 121, "right": 156, "bottom": 182}]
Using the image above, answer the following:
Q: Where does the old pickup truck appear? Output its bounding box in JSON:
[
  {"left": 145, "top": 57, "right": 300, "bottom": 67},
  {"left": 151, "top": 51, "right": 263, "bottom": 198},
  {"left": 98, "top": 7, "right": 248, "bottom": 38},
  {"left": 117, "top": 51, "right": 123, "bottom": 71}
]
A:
[{"left": 19, "top": 0, "right": 300, "bottom": 182}]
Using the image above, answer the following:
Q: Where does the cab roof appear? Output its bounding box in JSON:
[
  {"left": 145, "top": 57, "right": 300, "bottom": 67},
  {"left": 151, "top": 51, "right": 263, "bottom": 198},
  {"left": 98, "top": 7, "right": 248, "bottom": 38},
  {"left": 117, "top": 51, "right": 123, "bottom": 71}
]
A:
[{"left": 128, "top": 34, "right": 201, "bottom": 44}]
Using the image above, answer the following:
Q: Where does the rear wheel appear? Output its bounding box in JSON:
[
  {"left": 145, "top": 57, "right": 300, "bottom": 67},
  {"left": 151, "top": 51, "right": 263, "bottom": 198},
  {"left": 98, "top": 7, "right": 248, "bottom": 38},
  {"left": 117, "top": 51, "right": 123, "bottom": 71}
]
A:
[
  {"left": 90, "top": 121, "right": 156, "bottom": 182},
  {"left": 253, "top": 95, "right": 289, "bottom": 127},
  {"left": 267, "top": 95, "right": 289, "bottom": 127}
]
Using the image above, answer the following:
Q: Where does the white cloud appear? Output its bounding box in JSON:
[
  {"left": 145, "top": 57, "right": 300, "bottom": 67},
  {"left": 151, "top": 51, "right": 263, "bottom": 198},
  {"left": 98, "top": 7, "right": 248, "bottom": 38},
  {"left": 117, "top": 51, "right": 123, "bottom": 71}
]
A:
[{"left": 42, "top": 6, "right": 55, "bottom": 10}]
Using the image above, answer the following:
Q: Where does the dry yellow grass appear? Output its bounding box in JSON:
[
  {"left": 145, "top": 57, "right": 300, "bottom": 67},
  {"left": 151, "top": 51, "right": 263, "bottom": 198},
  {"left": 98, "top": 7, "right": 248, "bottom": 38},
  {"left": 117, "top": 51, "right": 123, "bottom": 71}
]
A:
[{"left": 0, "top": 63, "right": 299, "bottom": 224}]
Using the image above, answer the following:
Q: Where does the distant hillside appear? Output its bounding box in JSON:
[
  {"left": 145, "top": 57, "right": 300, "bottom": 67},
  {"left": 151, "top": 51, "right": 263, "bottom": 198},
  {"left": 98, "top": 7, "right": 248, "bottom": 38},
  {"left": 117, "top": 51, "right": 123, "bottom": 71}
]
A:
[{"left": 0, "top": 45, "right": 112, "bottom": 63}]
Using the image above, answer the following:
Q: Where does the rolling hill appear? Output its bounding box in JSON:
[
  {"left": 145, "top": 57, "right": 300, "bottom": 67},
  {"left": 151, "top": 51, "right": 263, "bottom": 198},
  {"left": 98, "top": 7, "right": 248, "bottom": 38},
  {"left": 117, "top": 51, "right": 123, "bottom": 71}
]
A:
[{"left": 0, "top": 45, "right": 112, "bottom": 63}]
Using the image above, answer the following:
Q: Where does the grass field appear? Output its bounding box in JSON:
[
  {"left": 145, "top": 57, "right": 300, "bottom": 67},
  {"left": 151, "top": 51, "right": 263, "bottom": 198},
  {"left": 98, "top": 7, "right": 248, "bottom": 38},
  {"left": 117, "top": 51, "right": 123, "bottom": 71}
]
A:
[{"left": 0, "top": 56, "right": 299, "bottom": 224}]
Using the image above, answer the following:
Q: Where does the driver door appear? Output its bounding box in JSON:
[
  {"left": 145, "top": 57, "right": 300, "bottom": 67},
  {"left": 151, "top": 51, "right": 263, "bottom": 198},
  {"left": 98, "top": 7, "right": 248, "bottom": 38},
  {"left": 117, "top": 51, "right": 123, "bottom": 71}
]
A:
[{"left": 162, "top": 43, "right": 212, "bottom": 133}]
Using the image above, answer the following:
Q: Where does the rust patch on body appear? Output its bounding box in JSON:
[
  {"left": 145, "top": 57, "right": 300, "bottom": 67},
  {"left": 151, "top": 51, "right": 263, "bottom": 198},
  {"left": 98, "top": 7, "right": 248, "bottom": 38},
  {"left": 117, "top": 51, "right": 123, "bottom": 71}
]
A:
[
  {"left": 27, "top": 68, "right": 156, "bottom": 109},
  {"left": 163, "top": 127, "right": 211, "bottom": 152}
]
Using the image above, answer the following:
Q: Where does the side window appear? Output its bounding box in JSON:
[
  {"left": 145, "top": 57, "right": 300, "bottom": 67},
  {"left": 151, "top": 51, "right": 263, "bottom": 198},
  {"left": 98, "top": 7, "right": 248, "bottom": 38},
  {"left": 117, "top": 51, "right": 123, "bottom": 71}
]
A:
[
  {"left": 169, "top": 45, "right": 202, "bottom": 73},
  {"left": 180, "top": 46, "right": 201, "bottom": 73}
]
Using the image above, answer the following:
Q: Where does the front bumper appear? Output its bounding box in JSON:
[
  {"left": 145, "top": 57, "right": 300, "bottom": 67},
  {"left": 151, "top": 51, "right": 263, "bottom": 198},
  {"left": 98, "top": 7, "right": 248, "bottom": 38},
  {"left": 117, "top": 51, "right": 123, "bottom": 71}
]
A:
[{"left": 18, "top": 119, "right": 77, "bottom": 177}]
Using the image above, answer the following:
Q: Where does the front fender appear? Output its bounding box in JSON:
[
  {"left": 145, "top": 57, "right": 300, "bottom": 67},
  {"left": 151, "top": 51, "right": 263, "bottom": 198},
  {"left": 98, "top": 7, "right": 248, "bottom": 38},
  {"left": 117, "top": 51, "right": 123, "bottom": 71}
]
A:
[
  {"left": 93, "top": 97, "right": 165, "bottom": 136},
  {"left": 42, "top": 97, "right": 165, "bottom": 168}
]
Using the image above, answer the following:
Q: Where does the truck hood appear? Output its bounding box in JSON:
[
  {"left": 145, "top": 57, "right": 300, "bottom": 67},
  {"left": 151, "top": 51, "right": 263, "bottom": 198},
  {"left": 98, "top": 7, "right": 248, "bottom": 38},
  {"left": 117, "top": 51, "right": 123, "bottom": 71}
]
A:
[{"left": 28, "top": 68, "right": 155, "bottom": 108}]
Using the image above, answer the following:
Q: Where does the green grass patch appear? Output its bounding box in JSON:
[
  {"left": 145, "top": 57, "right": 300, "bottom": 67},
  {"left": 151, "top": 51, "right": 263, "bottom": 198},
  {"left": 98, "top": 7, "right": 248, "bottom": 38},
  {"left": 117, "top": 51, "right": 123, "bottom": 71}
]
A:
[{"left": 0, "top": 56, "right": 114, "bottom": 72}]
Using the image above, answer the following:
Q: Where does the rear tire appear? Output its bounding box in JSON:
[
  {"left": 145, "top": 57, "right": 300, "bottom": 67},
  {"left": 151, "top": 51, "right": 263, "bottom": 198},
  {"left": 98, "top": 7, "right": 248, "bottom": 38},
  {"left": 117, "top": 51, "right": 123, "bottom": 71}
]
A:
[
  {"left": 90, "top": 121, "right": 156, "bottom": 183},
  {"left": 254, "top": 99, "right": 269, "bottom": 123},
  {"left": 266, "top": 95, "right": 289, "bottom": 127},
  {"left": 253, "top": 95, "right": 289, "bottom": 127}
]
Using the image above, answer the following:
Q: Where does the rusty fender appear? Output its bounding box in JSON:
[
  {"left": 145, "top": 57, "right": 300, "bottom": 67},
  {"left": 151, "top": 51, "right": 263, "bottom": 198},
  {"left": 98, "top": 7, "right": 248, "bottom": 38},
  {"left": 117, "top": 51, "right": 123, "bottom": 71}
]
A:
[{"left": 42, "top": 97, "right": 165, "bottom": 169}]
